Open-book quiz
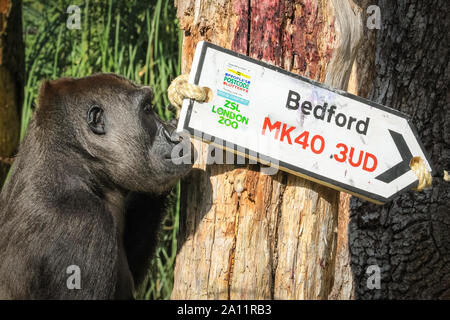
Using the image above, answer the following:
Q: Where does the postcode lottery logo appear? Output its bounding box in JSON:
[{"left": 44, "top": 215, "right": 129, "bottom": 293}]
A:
[
  {"left": 223, "top": 68, "right": 251, "bottom": 93},
  {"left": 213, "top": 67, "right": 253, "bottom": 131}
]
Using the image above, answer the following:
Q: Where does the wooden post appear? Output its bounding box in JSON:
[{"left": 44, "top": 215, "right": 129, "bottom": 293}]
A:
[
  {"left": 172, "top": 0, "right": 363, "bottom": 299},
  {"left": 0, "top": 0, "right": 24, "bottom": 185},
  {"left": 328, "top": 0, "right": 378, "bottom": 299}
]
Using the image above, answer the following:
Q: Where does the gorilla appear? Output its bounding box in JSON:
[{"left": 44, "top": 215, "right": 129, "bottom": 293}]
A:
[{"left": 0, "top": 73, "right": 192, "bottom": 299}]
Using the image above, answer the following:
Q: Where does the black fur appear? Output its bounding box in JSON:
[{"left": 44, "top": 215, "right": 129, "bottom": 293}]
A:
[{"left": 0, "top": 74, "right": 192, "bottom": 299}]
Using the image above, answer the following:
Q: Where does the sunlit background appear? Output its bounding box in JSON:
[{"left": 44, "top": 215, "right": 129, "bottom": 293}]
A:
[{"left": 21, "top": 0, "right": 182, "bottom": 300}]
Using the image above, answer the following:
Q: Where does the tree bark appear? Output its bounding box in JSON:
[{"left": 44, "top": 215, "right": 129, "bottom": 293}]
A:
[
  {"left": 172, "top": 0, "right": 363, "bottom": 300},
  {"left": 328, "top": 0, "right": 378, "bottom": 300},
  {"left": 346, "top": 0, "right": 450, "bottom": 299},
  {"left": 0, "top": 0, "right": 24, "bottom": 186}
]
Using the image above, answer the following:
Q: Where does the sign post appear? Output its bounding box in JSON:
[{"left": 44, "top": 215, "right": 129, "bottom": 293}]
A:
[{"left": 177, "top": 41, "right": 433, "bottom": 204}]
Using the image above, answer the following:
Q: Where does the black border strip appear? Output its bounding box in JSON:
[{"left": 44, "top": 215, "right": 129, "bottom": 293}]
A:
[{"left": 182, "top": 42, "right": 434, "bottom": 204}]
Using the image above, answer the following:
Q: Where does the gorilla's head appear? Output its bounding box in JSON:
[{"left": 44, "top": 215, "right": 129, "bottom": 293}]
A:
[{"left": 36, "top": 73, "right": 193, "bottom": 194}]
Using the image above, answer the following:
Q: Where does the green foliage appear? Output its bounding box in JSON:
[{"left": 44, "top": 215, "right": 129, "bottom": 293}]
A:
[{"left": 22, "top": 0, "right": 182, "bottom": 300}]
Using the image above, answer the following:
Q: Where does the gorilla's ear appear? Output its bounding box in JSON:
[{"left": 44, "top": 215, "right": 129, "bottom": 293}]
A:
[
  {"left": 87, "top": 105, "right": 106, "bottom": 135},
  {"left": 37, "top": 80, "right": 56, "bottom": 110}
]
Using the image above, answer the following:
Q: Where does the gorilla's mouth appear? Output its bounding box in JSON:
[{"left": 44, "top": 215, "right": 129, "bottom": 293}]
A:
[
  {"left": 163, "top": 142, "right": 196, "bottom": 166},
  {"left": 164, "top": 150, "right": 194, "bottom": 164}
]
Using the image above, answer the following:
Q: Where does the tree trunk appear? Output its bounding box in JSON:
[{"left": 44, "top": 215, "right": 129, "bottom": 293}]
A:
[
  {"left": 342, "top": 0, "right": 450, "bottom": 299},
  {"left": 0, "top": 0, "right": 24, "bottom": 186},
  {"left": 328, "top": 0, "right": 378, "bottom": 300},
  {"left": 172, "top": 0, "right": 363, "bottom": 300}
]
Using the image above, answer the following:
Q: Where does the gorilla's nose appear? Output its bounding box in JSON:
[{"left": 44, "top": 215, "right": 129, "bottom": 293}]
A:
[
  {"left": 169, "top": 118, "right": 178, "bottom": 127},
  {"left": 163, "top": 127, "right": 183, "bottom": 144}
]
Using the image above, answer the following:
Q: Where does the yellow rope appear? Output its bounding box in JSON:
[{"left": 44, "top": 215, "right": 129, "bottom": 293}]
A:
[
  {"left": 410, "top": 157, "right": 432, "bottom": 191},
  {"left": 444, "top": 170, "right": 449, "bottom": 182},
  {"left": 167, "top": 74, "right": 207, "bottom": 110}
]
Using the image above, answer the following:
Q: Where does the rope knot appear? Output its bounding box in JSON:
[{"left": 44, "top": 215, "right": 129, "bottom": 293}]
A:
[
  {"left": 410, "top": 156, "right": 432, "bottom": 191},
  {"left": 167, "top": 74, "right": 207, "bottom": 111}
]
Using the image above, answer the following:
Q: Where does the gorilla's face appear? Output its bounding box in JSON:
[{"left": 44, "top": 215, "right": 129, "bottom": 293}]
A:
[{"left": 46, "top": 73, "right": 193, "bottom": 194}]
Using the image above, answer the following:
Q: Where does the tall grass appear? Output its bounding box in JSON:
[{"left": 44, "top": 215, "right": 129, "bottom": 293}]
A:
[{"left": 22, "top": 0, "right": 182, "bottom": 299}]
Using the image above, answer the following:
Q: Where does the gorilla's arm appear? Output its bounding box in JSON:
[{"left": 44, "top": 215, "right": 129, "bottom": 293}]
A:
[{"left": 123, "top": 192, "right": 167, "bottom": 287}]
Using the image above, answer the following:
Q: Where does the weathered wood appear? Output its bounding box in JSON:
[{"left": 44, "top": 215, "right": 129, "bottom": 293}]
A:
[
  {"left": 348, "top": 0, "right": 450, "bottom": 299},
  {"left": 328, "top": 0, "right": 378, "bottom": 299},
  {"left": 0, "top": 0, "right": 24, "bottom": 185},
  {"left": 172, "top": 0, "right": 363, "bottom": 300}
]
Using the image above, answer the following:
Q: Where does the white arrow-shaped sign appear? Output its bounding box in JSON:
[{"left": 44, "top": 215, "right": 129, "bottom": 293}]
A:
[{"left": 177, "top": 41, "right": 433, "bottom": 204}]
